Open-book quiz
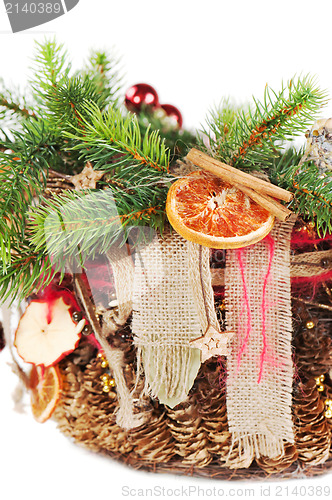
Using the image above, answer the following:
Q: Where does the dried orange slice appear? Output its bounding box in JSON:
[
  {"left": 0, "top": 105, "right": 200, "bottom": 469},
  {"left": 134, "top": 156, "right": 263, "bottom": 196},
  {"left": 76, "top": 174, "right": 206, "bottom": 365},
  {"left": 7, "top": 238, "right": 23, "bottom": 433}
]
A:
[
  {"left": 29, "top": 364, "right": 62, "bottom": 423},
  {"left": 166, "top": 170, "right": 275, "bottom": 249}
]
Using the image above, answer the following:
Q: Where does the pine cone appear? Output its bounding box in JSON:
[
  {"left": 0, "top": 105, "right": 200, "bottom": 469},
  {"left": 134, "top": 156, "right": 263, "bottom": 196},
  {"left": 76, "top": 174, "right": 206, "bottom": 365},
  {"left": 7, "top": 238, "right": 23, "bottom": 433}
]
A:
[
  {"left": 166, "top": 395, "right": 212, "bottom": 468},
  {"left": 55, "top": 359, "right": 86, "bottom": 419},
  {"left": 293, "top": 379, "right": 331, "bottom": 465},
  {"left": 195, "top": 362, "right": 254, "bottom": 469},
  {"left": 128, "top": 411, "right": 175, "bottom": 463},
  {"left": 222, "top": 441, "right": 255, "bottom": 470},
  {"left": 196, "top": 362, "right": 231, "bottom": 461},
  {"left": 83, "top": 358, "right": 134, "bottom": 455},
  {"left": 44, "top": 170, "right": 74, "bottom": 199},
  {"left": 69, "top": 340, "right": 97, "bottom": 366},
  {"left": 320, "top": 379, "right": 332, "bottom": 435},
  {"left": 53, "top": 360, "right": 101, "bottom": 451},
  {"left": 293, "top": 322, "right": 332, "bottom": 378},
  {"left": 54, "top": 357, "right": 133, "bottom": 455},
  {"left": 255, "top": 444, "right": 298, "bottom": 475}
]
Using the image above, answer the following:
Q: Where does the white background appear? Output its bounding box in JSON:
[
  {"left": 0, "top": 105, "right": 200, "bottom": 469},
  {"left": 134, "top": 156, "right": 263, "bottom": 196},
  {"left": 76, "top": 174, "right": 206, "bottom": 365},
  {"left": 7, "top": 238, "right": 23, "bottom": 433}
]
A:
[{"left": 0, "top": 1, "right": 332, "bottom": 499}]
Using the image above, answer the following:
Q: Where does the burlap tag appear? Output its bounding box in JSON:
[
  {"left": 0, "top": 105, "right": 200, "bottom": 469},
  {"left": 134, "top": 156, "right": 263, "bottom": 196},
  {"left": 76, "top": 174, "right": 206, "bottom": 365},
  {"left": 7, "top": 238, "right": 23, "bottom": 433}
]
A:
[
  {"left": 132, "top": 230, "right": 202, "bottom": 408},
  {"left": 225, "top": 219, "right": 295, "bottom": 465}
]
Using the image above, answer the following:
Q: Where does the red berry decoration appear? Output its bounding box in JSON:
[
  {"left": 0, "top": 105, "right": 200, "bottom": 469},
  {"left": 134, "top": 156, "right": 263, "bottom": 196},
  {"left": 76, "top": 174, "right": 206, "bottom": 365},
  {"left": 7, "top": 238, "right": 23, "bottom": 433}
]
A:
[
  {"left": 160, "top": 104, "right": 183, "bottom": 128},
  {"left": 125, "top": 83, "right": 159, "bottom": 112}
]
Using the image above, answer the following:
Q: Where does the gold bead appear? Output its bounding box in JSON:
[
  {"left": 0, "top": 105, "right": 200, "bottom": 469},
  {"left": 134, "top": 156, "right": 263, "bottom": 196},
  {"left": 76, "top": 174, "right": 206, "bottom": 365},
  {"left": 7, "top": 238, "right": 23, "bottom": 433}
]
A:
[
  {"left": 315, "top": 376, "right": 321, "bottom": 385},
  {"left": 306, "top": 320, "right": 315, "bottom": 329},
  {"left": 101, "top": 360, "right": 108, "bottom": 368},
  {"left": 108, "top": 378, "right": 116, "bottom": 387},
  {"left": 100, "top": 374, "right": 109, "bottom": 383},
  {"left": 102, "top": 385, "right": 111, "bottom": 393},
  {"left": 319, "top": 374, "right": 325, "bottom": 383},
  {"left": 97, "top": 352, "right": 103, "bottom": 359},
  {"left": 308, "top": 221, "right": 315, "bottom": 229},
  {"left": 325, "top": 399, "right": 332, "bottom": 407},
  {"left": 317, "top": 384, "right": 325, "bottom": 392},
  {"left": 325, "top": 409, "right": 332, "bottom": 419}
]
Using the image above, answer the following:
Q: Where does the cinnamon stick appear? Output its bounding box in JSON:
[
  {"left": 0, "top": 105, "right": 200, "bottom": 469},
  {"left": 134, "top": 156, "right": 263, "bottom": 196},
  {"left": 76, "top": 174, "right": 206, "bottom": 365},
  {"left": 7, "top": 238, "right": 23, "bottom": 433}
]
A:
[
  {"left": 187, "top": 148, "right": 293, "bottom": 203},
  {"left": 232, "top": 182, "right": 293, "bottom": 221}
]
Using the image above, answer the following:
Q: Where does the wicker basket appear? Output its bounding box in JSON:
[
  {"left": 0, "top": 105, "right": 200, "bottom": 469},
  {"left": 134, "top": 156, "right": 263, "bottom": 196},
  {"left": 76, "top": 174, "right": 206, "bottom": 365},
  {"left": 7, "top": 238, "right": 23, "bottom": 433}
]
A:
[{"left": 48, "top": 219, "right": 332, "bottom": 480}]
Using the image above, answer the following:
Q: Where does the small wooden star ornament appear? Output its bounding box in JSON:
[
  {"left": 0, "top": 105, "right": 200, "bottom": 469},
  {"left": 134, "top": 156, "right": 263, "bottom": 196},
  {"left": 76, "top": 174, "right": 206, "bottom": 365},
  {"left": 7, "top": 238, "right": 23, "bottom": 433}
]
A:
[
  {"left": 190, "top": 324, "right": 234, "bottom": 363},
  {"left": 71, "top": 162, "right": 105, "bottom": 190}
]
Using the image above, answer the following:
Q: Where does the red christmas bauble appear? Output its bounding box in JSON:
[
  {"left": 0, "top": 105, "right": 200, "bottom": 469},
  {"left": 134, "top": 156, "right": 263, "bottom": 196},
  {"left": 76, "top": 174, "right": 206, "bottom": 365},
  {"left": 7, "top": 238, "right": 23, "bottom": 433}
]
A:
[
  {"left": 160, "top": 104, "right": 183, "bottom": 128},
  {"left": 125, "top": 84, "right": 159, "bottom": 112}
]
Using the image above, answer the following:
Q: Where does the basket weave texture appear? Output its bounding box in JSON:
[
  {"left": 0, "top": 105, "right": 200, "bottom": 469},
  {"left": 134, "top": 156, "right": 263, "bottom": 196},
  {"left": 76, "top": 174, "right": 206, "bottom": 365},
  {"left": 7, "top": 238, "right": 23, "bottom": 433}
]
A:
[{"left": 53, "top": 227, "right": 332, "bottom": 479}]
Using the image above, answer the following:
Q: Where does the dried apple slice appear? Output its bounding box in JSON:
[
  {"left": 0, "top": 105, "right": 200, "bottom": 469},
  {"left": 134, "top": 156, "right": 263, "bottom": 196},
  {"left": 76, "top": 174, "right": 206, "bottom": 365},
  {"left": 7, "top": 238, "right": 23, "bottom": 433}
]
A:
[{"left": 14, "top": 297, "right": 85, "bottom": 367}]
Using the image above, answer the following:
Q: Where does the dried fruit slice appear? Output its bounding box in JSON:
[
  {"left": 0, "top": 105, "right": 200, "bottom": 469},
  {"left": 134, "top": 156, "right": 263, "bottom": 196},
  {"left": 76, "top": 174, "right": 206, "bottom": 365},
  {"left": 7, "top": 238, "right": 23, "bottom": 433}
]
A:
[
  {"left": 166, "top": 170, "right": 275, "bottom": 249},
  {"left": 29, "top": 364, "right": 62, "bottom": 423},
  {"left": 14, "top": 297, "right": 85, "bottom": 367}
]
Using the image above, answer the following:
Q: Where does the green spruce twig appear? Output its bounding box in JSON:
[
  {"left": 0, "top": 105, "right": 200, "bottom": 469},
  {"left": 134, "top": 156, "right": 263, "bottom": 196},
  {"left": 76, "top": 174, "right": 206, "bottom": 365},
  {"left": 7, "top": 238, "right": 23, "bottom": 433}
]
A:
[
  {"left": 30, "top": 38, "right": 71, "bottom": 104},
  {"left": 202, "top": 76, "right": 327, "bottom": 171},
  {"left": 29, "top": 186, "right": 167, "bottom": 265},
  {"left": 82, "top": 49, "right": 123, "bottom": 107},
  {"left": 268, "top": 147, "right": 332, "bottom": 235},
  {"left": 63, "top": 101, "right": 170, "bottom": 173},
  {"left": 0, "top": 95, "right": 36, "bottom": 120}
]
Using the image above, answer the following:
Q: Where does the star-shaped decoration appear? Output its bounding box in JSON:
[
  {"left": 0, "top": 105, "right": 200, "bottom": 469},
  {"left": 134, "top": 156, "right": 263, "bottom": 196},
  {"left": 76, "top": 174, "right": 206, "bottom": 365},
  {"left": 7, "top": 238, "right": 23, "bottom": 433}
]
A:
[
  {"left": 190, "top": 324, "right": 234, "bottom": 363},
  {"left": 71, "top": 162, "right": 105, "bottom": 190}
]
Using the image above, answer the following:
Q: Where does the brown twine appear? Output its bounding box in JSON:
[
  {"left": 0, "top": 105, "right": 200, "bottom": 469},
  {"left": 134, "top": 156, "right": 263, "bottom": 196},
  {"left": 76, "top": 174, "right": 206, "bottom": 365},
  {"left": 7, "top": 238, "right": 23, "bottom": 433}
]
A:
[
  {"left": 211, "top": 248, "right": 332, "bottom": 286},
  {"left": 291, "top": 249, "right": 332, "bottom": 278},
  {"left": 74, "top": 274, "right": 145, "bottom": 430},
  {"left": 187, "top": 242, "right": 220, "bottom": 334},
  {"left": 104, "top": 243, "right": 135, "bottom": 331}
]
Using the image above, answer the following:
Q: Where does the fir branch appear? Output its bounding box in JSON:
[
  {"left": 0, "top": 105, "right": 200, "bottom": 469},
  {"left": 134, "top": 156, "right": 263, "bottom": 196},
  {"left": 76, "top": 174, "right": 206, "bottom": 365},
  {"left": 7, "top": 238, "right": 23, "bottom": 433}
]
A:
[
  {"left": 0, "top": 241, "right": 57, "bottom": 303},
  {"left": 0, "top": 39, "right": 170, "bottom": 301},
  {"left": 0, "top": 119, "right": 62, "bottom": 264},
  {"left": 199, "top": 99, "right": 243, "bottom": 165},
  {"left": 30, "top": 38, "right": 71, "bottom": 103},
  {"left": 29, "top": 186, "right": 167, "bottom": 265},
  {"left": 43, "top": 75, "right": 107, "bottom": 132},
  {"left": 64, "top": 102, "right": 170, "bottom": 173},
  {"left": 232, "top": 76, "right": 327, "bottom": 169},
  {"left": 82, "top": 49, "right": 123, "bottom": 107},
  {"left": 273, "top": 148, "right": 332, "bottom": 235},
  {"left": 0, "top": 78, "right": 36, "bottom": 143},
  {"left": 137, "top": 105, "right": 196, "bottom": 160},
  {"left": 0, "top": 96, "right": 36, "bottom": 120},
  {"left": 292, "top": 171, "right": 332, "bottom": 236},
  {"left": 30, "top": 73, "right": 111, "bottom": 174},
  {"left": 269, "top": 146, "right": 303, "bottom": 188},
  {"left": 0, "top": 78, "right": 35, "bottom": 116},
  {"left": 203, "top": 76, "right": 327, "bottom": 171}
]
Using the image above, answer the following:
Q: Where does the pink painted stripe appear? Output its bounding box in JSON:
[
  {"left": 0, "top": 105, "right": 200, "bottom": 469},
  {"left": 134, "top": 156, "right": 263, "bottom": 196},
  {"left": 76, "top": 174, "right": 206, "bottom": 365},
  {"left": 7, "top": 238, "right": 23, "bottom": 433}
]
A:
[
  {"left": 257, "top": 235, "right": 275, "bottom": 383},
  {"left": 236, "top": 248, "right": 252, "bottom": 370}
]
